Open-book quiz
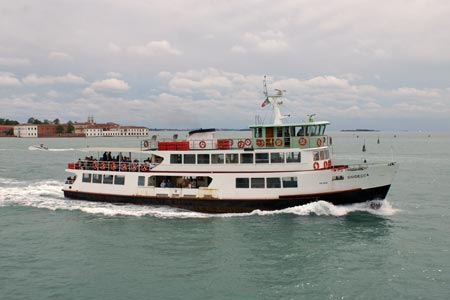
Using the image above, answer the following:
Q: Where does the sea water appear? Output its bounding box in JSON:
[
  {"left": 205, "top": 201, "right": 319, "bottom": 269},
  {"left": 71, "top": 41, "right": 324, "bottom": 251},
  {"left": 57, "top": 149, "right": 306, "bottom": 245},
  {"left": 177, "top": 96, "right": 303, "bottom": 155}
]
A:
[{"left": 0, "top": 132, "right": 449, "bottom": 300}]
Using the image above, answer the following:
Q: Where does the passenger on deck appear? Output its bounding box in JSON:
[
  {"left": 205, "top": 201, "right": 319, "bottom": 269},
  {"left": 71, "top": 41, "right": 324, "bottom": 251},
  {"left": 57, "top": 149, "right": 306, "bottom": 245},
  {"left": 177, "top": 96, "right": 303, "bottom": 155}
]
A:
[{"left": 160, "top": 180, "right": 166, "bottom": 188}]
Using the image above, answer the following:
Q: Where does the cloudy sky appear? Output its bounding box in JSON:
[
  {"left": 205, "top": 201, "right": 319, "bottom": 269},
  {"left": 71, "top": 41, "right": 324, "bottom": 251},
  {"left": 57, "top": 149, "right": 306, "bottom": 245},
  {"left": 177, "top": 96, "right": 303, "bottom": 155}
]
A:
[{"left": 1, "top": 0, "right": 449, "bottom": 131}]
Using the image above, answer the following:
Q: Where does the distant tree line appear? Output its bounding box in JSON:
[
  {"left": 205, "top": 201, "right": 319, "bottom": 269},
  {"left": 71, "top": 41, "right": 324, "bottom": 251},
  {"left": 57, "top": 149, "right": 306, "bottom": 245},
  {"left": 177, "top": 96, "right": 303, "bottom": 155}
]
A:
[{"left": 0, "top": 118, "right": 19, "bottom": 125}]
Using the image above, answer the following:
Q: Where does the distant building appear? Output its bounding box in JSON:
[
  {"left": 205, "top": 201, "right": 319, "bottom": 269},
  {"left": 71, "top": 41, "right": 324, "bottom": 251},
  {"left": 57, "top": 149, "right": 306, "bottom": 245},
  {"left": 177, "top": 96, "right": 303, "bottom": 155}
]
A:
[
  {"left": 38, "top": 124, "right": 68, "bottom": 137},
  {"left": 13, "top": 124, "right": 38, "bottom": 137},
  {"left": 85, "top": 126, "right": 149, "bottom": 137},
  {"left": 0, "top": 125, "right": 15, "bottom": 137}
]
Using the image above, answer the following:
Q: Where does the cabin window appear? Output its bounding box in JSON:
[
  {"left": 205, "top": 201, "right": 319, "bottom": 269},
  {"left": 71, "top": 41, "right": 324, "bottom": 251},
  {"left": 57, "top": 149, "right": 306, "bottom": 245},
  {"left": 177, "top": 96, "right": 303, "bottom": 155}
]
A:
[
  {"left": 114, "top": 175, "right": 125, "bottom": 185},
  {"left": 267, "top": 177, "right": 281, "bottom": 188},
  {"left": 313, "top": 151, "right": 320, "bottom": 161},
  {"left": 226, "top": 154, "right": 239, "bottom": 164},
  {"left": 255, "top": 153, "right": 269, "bottom": 164},
  {"left": 211, "top": 154, "right": 224, "bottom": 164},
  {"left": 282, "top": 177, "right": 298, "bottom": 188},
  {"left": 286, "top": 152, "right": 301, "bottom": 163},
  {"left": 319, "top": 125, "right": 326, "bottom": 135},
  {"left": 170, "top": 154, "right": 182, "bottom": 164},
  {"left": 276, "top": 127, "right": 283, "bottom": 137},
  {"left": 92, "top": 174, "right": 102, "bottom": 184},
  {"left": 270, "top": 152, "right": 284, "bottom": 163},
  {"left": 82, "top": 173, "right": 91, "bottom": 183},
  {"left": 320, "top": 150, "right": 325, "bottom": 160},
  {"left": 296, "top": 126, "right": 305, "bottom": 136},
  {"left": 240, "top": 153, "right": 253, "bottom": 164},
  {"left": 184, "top": 154, "right": 196, "bottom": 164},
  {"left": 251, "top": 178, "right": 265, "bottom": 188},
  {"left": 197, "top": 154, "right": 210, "bottom": 164},
  {"left": 255, "top": 127, "right": 263, "bottom": 138},
  {"left": 103, "top": 174, "right": 113, "bottom": 184},
  {"left": 138, "top": 176, "right": 145, "bottom": 186},
  {"left": 236, "top": 178, "right": 249, "bottom": 188},
  {"left": 324, "top": 150, "right": 330, "bottom": 159}
]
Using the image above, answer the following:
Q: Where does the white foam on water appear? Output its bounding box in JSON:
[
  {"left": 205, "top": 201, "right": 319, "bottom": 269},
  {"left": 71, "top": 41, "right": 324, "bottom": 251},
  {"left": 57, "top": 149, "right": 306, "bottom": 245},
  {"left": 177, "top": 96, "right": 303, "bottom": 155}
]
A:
[
  {"left": 28, "top": 146, "right": 75, "bottom": 151},
  {"left": 0, "top": 177, "right": 398, "bottom": 218}
]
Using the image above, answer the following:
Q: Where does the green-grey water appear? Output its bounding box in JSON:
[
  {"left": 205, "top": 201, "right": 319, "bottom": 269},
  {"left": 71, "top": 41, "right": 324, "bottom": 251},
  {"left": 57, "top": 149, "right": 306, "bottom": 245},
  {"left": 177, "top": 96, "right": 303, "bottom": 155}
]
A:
[{"left": 1, "top": 132, "right": 449, "bottom": 300}]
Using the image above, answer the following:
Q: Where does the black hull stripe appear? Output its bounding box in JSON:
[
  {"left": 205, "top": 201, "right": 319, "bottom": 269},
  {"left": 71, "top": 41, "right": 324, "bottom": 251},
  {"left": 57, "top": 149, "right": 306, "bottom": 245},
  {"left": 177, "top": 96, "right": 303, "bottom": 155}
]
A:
[{"left": 63, "top": 185, "right": 391, "bottom": 214}]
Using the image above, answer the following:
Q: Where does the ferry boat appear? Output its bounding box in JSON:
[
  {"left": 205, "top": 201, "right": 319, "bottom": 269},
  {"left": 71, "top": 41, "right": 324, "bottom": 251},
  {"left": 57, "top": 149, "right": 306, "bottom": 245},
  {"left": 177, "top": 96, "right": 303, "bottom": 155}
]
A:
[{"left": 62, "top": 89, "right": 398, "bottom": 213}]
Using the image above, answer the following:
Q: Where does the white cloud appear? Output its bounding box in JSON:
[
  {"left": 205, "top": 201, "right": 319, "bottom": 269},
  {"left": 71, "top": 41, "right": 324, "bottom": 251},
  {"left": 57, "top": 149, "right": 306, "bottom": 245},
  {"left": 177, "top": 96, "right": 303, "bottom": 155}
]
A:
[
  {"left": 0, "top": 72, "right": 21, "bottom": 87},
  {"left": 230, "top": 45, "right": 247, "bottom": 54},
  {"left": 108, "top": 42, "right": 122, "bottom": 53},
  {"left": 242, "top": 31, "right": 289, "bottom": 53},
  {"left": 22, "top": 73, "right": 87, "bottom": 85},
  {"left": 127, "top": 40, "right": 182, "bottom": 56},
  {"left": 87, "top": 78, "right": 130, "bottom": 93}
]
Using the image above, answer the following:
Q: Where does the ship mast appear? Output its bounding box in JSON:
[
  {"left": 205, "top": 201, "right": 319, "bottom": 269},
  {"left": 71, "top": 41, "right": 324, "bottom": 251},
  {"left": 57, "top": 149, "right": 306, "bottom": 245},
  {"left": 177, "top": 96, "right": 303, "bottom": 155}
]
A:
[{"left": 262, "top": 76, "right": 289, "bottom": 125}]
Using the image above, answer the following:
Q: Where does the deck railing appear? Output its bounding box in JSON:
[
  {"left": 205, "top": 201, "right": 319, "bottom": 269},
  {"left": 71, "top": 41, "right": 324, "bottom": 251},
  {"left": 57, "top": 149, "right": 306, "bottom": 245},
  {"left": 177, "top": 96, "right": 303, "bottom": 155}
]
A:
[{"left": 67, "top": 160, "right": 159, "bottom": 172}]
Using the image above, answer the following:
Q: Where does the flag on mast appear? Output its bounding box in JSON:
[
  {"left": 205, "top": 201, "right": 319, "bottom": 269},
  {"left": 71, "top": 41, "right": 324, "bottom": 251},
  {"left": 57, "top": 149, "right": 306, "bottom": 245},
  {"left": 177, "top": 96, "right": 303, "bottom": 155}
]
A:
[{"left": 261, "top": 97, "right": 270, "bottom": 107}]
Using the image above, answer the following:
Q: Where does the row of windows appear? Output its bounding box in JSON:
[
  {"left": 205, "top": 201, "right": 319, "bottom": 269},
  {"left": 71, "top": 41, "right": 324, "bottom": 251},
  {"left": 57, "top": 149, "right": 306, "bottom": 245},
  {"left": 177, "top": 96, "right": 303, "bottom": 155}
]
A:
[
  {"left": 236, "top": 177, "right": 298, "bottom": 189},
  {"left": 82, "top": 173, "right": 125, "bottom": 185},
  {"left": 253, "top": 125, "right": 326, "bottom": 138},
  {"left": 313, "top": 149, "right": 330, "bottom": 161},
  {"left": 170, "top": 152, "right": 301, "bottom": 165}
]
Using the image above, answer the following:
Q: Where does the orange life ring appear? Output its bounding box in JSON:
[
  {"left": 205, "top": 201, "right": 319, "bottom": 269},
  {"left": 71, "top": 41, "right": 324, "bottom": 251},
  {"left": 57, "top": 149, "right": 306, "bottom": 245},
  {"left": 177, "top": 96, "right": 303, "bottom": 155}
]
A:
[
  {"left": 324, "top": 160, "right": 328, "bottom": 169},
  {"left": 313, "top": 162, "right": 320, "bottom": 170},
  {"left": 99, "top": 162, "right": 106, "bottom": 170},
  {"left": 316, "top": 138, "right": 323, "bottom": 147},
  {"left": 275, "top": 138, "right": 283, "bottom": 147},
  {"left": 328, "top": 159, "right": 332, "bottom": 168},
  {"left": 245, "top": 138, "right": 252, "bottom": 146},
  {"left": 140, "top": 164, "right": 148, "bottom": 172},
  {"left": 92, "top": 161, "right": 98, "bottom": 170},
  {"left": 110, "top": 162, "right": 117, "bottom": 171},
  {"left": 199, "top": 140, "right": 206, "bottom": 148},
  {"left": 130, "top": 163, "right": 138, "bottom": 172},
  {"left": 298, "top": 137, "right": 307, "bottom": 146},
  {"left": 143, "top": 140, "right": 149, "bottom": 148},
  {"left": 237, "top": 140, "right": 245, "bottom": 148},
  {"left": 120, "top": 163, "right": 128, "bottom": 172},
  {"left": 256, "top": 139, "right": 264, "bottom": 147}
]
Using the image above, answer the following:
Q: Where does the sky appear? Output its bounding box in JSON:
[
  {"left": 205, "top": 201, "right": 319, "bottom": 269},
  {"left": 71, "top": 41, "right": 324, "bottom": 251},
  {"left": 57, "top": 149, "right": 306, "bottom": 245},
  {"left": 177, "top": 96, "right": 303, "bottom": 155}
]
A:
[{"left": 1, "top": 0, "right": 450, "bottom": 131}]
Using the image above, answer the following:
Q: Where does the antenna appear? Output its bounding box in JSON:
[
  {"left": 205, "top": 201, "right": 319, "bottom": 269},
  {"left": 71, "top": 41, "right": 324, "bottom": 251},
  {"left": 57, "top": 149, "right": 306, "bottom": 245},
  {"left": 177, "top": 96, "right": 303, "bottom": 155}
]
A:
[{"left": 263, "top": 75, "right": 268, "bottom": 98}]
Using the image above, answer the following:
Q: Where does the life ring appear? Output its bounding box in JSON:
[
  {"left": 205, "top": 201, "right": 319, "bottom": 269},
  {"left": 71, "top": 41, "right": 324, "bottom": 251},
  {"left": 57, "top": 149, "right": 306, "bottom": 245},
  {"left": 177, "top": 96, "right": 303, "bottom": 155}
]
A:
[
  {"left": 140, "top": 164, "right": 148, "bottom": 172},
  {"left": 324, "top": 160, "right": 328, "bottom": 169},
  {"left": 120, "top": 163, "right": 128, "bottom": 172},
  {"left": 143, "top": 140, "right": 149, "bottom": 148},
  {"left": 199, "top": 140, "right": 206, "bottom": 148},
  {"left": 245, "top": 138, "right": 252, "bottom": 146},
  {"left": 328, "top": 159, "right": 332, "bottom": 168},
  {"left": 316, "top": 138, "right": 323, "bottom": 147},
  {"left": 92, "top": 161, "right": 98, "bottom": 170},
  {"left": 237, "top": 140, "right": 245, "bottom": 148},
  {"left": 275, "top": 138, "right": 283, "bottom": 147},
  {"left": 298, "top": 137, "right": 307, "bottom": 146},
  {"left": 313, "top": 162, "right": 320, "bottom": 170},
  {"left": 110, "top": 162, "right": 117, "bottom": 171},
  {"left": 256, "top": 139, "right": 264, "bottom": 147},
  {"left": 130, "top": 163, "right": 138, "bottom": 172},
  {"left": 99, "top": 162, "right": 106, "bottom": 170}
]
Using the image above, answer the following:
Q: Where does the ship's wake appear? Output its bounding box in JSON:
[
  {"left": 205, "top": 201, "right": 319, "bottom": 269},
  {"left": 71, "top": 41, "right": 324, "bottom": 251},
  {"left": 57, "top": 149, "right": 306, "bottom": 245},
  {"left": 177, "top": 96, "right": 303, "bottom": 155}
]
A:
[
  {"left": 28, "top": 146, "right": 75, "bottom": 151},
  {"left": 0, "top": 178, "right": 398, "bottom": 218}
]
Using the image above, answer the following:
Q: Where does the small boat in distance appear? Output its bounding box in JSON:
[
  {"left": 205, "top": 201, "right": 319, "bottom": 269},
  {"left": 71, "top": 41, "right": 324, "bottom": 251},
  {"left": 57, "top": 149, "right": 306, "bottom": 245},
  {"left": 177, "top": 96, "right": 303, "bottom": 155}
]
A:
[
  {"left": 62, "top": 82, "right": 398, "bottom": 213},
  {"left": 29, "top": 144, "right": 48, "bottom": 151}
]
